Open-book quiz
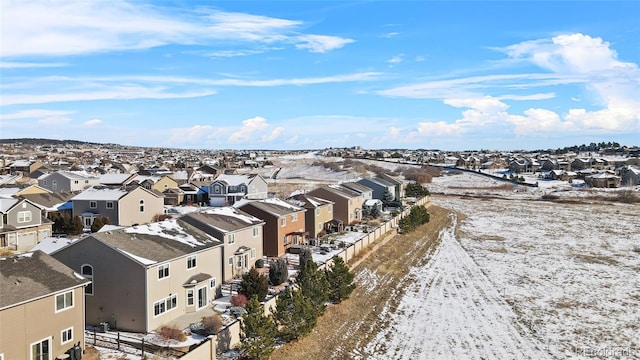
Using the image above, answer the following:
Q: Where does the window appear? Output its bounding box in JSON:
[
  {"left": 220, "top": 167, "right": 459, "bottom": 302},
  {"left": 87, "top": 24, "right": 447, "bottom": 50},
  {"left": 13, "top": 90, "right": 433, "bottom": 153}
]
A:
[
  {"left": 81, "top": 264, "right": 94, "bottom": 295},
  {"left": 280, "top": 217, "right": 286, "bottom": 227},
  {"left": 139, "top": 199, "right": 145, "bottom": 212},
  {"left": 214, "top": 185, "right": 221, "bottom": 193},
  {"left": 210, "top": 278, "right": 216, "bottom": 289},
  {"left": 61, "top": 327, "right": 73, "bottom": 345},
  {"left": 43, "top": 180, "right": 47, "bottom": 186},
  {"left": 30, "top": 337, "right": 51, "bottom": 360},
  {"left": 291, "top": 213, "right": 298, "bottom": 222},
  {"left": 318, "top": 223, "right": 322, "bottom": 230},
  {"left": 187, "top": 289, "right": 194, "bottom": 306},
  {"left": 252, "top": 227, "right": 259, "bottom": 237},
  {"left": 158, "top": 263, "right": 169, "bottom": 279},
  {"left": 89, "top": 201, "right": 97, "bottom": 209},
  {"left": 328, "top": 205, "right": 332, "bottom": 212},
  {"left": 52, "top": 180, "right": 57, "bottom": 190},
  {"left": 55, "top": 291, "right": 73, "bottom": 312},
  {"left": 187, "top": 255, "right": 196, "bottom": 269},
  {"left": 153, "top": 294, "right": 178, "bottom": 316},
  {"left": 74, "top": 180, "right": 79, "bottom": 184},
  {"left": 167, "top": 294, "right": 177, "bottom": 311},
  {"left": 228, "top": 256, "right": 233, "bottom": 266},
  {"left": 228, "top": 233, "right": 235, "bottom": 244},
  {"left": 17, "top": 211, "right": 32, "bottom": 223},
  {"left": 250, "top": 248, "right": 256, "bottom": 259},
  {"left": 106, "top": 201, "right": 114, "bottom": 209},
  {"left": 316, "top": 208, "right": 320, "bottom": 216},
  {"left": 153, "top": 300, "right": 166, "bottom": 316}
]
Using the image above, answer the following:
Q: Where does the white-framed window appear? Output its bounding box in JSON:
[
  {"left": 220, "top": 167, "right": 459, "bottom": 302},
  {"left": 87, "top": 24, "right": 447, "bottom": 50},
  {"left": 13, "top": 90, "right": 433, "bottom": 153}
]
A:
[
  {"left": 158, "top": 263, "right": 169, "bottom": 279},
  {"left": 291, "top": 213, "right": 298, "bottom": 222},
  {"left": 328, "top": 205, "right": 332, "bottom": 212},
  {"left": 187, "top": 289, "right": 194, "bottom": 306},
  {"left": 252, "top": 227, "right": 259, "bottom": 237},
  {"left": 17, "top": 211, "right": 32, "bottom": 223},
  {"left": 187, "top": 255, "right": 196, "bottom": 270},
  {"left": 318, "top": 223, "right": 323, "bottom": 230},
  {"left": 74, "top": 180, "right": 79, "bottom": 184},
  {"left": 81, "top": 264, "right": 94, "bottom": 295},
  {"left": 167, "top": 294, "right": 177, "bottom": 311},
  {"left": 61, "top": 327, "right": 73, "bottom": 345},
  {"left": 280, "top": 217, "right": 286, "bottom": 227},
  {"left": 228, "top": 233, "right": 235, "bottom": 244},
  {"left": 43, "top": 180, "right": 47, "bottom": 186},
  {"left": 106, "top": 201, "right": 114, "bottom": 209},
  {"left": 89, "top": 201, "right": 97, "bottom": 209},
  {"left": 30, "top": 337, "right": 51, "bottom": 360},
  {"left": 228, "top": 256, "right": 233, "bottom": 266},
  {"left": 139, "top": 199, "right": 145, "bottom": 212},
  {"left": 214, "top": 185, "right": 221, "bottom": 193},
  {"left": 210, "top": 278, "right": 216, "bottom": 289},
  {"left": 250, "top": 248, "right": 256, "bottom": 259},
  {"left": 52, "top": 180, "right": 57, "bottom": 190},
  {"left": 153, "top": 299, "right": 166, "bottom": 316},
  {"left": 316, "top": 208, "right": 320, "bottom": 216},
  {"left": 55, "top": 291, "right": 73, "bottom": 312}
]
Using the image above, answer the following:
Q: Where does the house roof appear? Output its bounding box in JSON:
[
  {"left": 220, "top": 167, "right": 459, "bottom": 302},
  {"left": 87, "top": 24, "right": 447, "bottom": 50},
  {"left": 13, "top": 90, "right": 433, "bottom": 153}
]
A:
[
  {"left": 321, "top": 184, "right": 361, "bottom": 199},
  {"left": 99, "top": 173, "right": 136, "bottom": 185},
  {"left": 341, "top": 182, "right": 373, "bottom": 194},
  {"left": 0, "top": 198, "right": 19, "bottom": 213},
  {"left": 237, "top": 198, "right": 304, "bottom": 217},
  {"left": 21, "top": 191, "right": 76, "bottom": 210},
  {"left": 0, "top": 251, "right": 90, "bottom": 310},
  {"left": 286, "top": 194, "right": 334, "bottom": 209},
  {"left": 181, "top": 207, "right": 264, "bottom": 234},
  {"left": 40, "top": 170, "right": 99, "bottom": 181},
  {"left": 213, "top": 174, "right": 255, "bottom": 186},
  {"left": 71, "top": 186, "right": 128, "bottom": 201},
  {"left": 87, "top": 218, "right": 223, "bottom": 265}
]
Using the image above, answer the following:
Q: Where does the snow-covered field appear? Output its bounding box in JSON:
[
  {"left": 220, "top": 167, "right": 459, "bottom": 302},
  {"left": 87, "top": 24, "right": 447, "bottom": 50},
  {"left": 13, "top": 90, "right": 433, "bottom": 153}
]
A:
[{"left": 358, "top": 171, "right": 640, "bottom": 360}]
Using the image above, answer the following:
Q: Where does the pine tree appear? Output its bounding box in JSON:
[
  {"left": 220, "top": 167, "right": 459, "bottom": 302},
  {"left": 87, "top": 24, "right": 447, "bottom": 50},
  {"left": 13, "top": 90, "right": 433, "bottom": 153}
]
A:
[
  {"left": 268, "top": 258, "right": 289, "bottom": 286},
  {"left": 297, "top": 259, "right": 329, "bottom": 315},
  {"left": 298, "top": 247, "right": 313, "bottom": 268},
  {"left": 273, "top": 287, "right": 316, "bottom": 342},
  {"left": 325, "top": 256, "right": 356, "bottom": 303},
  {"left": 239, "top": 268, "right": 269, "bottom": 302},
  {"left": 240, "top": 295, "right": 277, "bottom": 360}
]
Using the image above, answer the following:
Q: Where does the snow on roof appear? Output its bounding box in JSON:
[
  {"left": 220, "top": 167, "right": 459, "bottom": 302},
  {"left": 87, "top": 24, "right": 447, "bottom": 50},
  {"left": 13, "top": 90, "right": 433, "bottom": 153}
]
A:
[
  {"left": 57, "top": 170, "right": 99, "bottom": 180},
  {"left": 119, "top": 248, "right": 157, "bottom": 265},
  {"left": 71, "top": 186, "right": 128, "bottom": 201},
  {"left": 0, "top": 188, "right": 20, "bottom": 197},
  {"left": 199, "top": 206, "right": 263, "bottom": 225},
  {"left": 214, "top": 174, "right": 252, "bottom": 186},
  {"left": 97, "top": 224, "right": 124, "bottom": 232},
  {"left": 0, "top": 198, "right": 19, "bottom": 212},
  {"left": 123, "top": 219, "right": 210, "bottom": 247},
  {"left": 260, "top": 197, "right": 304, "bottom": 212},
  {"left": 32, "top": 237, "right": 78, "bottom": 254},
  {"left": 100, "top": 173, "right": 134, "bottom": 184},
  {"left": 11, "top": 160, "right": 32, "bottom": 167}
]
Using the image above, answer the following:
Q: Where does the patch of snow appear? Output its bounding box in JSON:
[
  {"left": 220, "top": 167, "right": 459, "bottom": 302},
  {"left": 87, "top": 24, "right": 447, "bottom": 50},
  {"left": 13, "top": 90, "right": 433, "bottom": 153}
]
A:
[{"left": 119, "top": 248, "right": 157, "bottom": 265}]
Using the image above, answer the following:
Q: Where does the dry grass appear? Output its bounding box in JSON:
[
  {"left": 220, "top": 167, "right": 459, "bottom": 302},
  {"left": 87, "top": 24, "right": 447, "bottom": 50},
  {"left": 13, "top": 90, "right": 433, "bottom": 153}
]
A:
[
  {"left": 83, "top": 346, "right": 101, "bottom": 360},
  {"left": 270, "top": 205, "right": 453, "bottom": 360},
  {"left": 573, "top": 253, "right": 620, "bottom": 266},
  {"left": 488, "top": 246, "right": 508, "bottom": 253},
  {"left": 157, "top": 325, "right": 187, "bottom": 342}
]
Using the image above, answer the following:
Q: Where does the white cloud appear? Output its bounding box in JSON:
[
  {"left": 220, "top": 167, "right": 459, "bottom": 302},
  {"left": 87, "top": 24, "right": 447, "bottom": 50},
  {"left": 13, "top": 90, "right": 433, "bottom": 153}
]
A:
[
  {"left": 84, "top": 119, "right": 103, "bottom": 126},
  {"left": 444, "top": 97, "right": 509, "bottom": 114},
  {"left": 389, "top": 126, "right": 400, "bottom": 137},
  {"left": 415, "top": 56, "right": 425, "bottom": 62},
  {"left": 417, "top": 121, "right": 465, "bottom": 136},
  {"left": 382, "top": 32, "right": 399, "bottom": 38},
  {"left": 294, "top": 35, "right": 355, "bottom": 53},
  {"left": 168, "top": 125, "right": 221, "bottom": 145},
  {"left": 262, "top": 127, "right": 285, "bottom": 142},
  {"left": 1, "top": 1, "right": 354, "bottom": 57},
  {"left": 229, "top": 116, "right": 270, "bottom": 143},
  {"left": 0, "top": 61, "right": 67, "bottom": 68},
  {"left": 387, "top": 54, "right": 404, "bottom": 66},
  {"left": 0, "top": 109, "right": 75, "bottom": 119}
]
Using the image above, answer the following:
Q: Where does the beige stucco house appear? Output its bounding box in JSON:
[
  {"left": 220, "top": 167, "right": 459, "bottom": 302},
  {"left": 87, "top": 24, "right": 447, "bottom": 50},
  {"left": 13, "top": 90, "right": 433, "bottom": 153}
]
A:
[
  {"left": 286, "top": 194, "right": 335, "bottom": 239},
  {"left": 308, "top": 185, "right": 364, "bottom": 226},
  {"left": 71, "top": 185, "right": 165, "bottom": 229},
  {"left": 0, "top": 251, "right": 89, "bottom": 360}
]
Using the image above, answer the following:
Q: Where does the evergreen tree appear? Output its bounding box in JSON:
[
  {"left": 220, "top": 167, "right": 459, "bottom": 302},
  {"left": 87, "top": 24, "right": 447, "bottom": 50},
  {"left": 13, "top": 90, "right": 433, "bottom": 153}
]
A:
[
  {"left": 399, "top": 205, "right": 430, "bottom": 233},
  {"left": 297, "top": 259, "right": 329, "bottom": 315},
  {"left": 273, "top": 287, "right": 316, "bottom": 341},
  {"left": 405, "top": 182, "right": 430, "bottom": 197},
  {"left": 298, "top": 247, "right": 313, "bottom": 268},
  {"left": 268, "top": 258, "right": 289, "bottom": 286},
  {"left": 71, "top": 215, "right": 84, "bottom": 235},
  {"left": 90, "top": 216, "right": 111, "bottom": 233},
  {"left": 240, "top": 295, "right": 277, "bottom": 360},
  {"left": 239, "top": 268, "right": 269, "bottom": 302},
  {"left": 325, "top": 256, "right": 356, "bottom": 304}
]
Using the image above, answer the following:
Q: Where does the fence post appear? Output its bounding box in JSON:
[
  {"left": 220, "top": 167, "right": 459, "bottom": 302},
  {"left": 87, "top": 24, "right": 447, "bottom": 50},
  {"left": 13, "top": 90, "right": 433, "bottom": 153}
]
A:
[
  {"left": 141, "top": 338, "right": 145, "bottom": 358},
  {"left": 117, "top": 332, "right": 120, "bottom": 350},
  {"left": 93, "top": 327, "right": 96, "bottom": 345}
]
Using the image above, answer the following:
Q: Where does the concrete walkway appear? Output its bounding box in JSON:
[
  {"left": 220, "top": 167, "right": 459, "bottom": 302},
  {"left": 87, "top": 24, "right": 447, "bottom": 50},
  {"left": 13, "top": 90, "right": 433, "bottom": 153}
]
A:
[{"left": 167, "top": 305, "right": 220, "bottom": 331}]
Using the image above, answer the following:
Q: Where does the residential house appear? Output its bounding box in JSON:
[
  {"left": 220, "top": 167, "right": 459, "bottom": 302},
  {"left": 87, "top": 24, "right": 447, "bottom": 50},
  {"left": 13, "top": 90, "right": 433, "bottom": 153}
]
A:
[
  {"left": 621, "top": 166, "right": 640, "bottom": 186},
  {"left": 357, "top": 177, "right": 397, "bottom": 203},
  {"left": 237, "top": 198, "right": 306, "bottom": 257},
  {"left": 20, "top": 191, "right": 76, "bottom": 218},
  {"left": 0, "top": 198, "right": 53, "bottom": 251},
  {"left": 9, "top": 160, "right": 44, "bottom": 175},
  {"left": 341, "top": 182, "right": 373, "bottom": 201},
  {"left": 99, "top": 173, "right": 137, "bottom": 186},
  {"left": 286, "top": 194, "right": 335, "bottom": 239},
  {"left": 180, "top": 207, "right": 265, "bottom": 280},
  {"left": 0, "top": 251, "right": 89, "bottom": 360},
  {"left": 129, "top": 175, "right": 178, "bottom": 194},
  {"left": 585, "top": 172, "right": 621, "bottom": 188},
  {"left": 209, "top": 174, "right": 268, "bottom": 206},
  {"left": 307, "top": 185, "right": 363, "bottom": 227},
  {"left": 38, "top": 170, "right": 101, "bottom": 192},
  {"left": 71, "top": 185, "right": 165, "bottom": 229},
  {"left": 377, "top": 173, "right": 405, "bottom": 200},
  {"left": 52, "top": 220, "right": 224, "bottom": 333}
]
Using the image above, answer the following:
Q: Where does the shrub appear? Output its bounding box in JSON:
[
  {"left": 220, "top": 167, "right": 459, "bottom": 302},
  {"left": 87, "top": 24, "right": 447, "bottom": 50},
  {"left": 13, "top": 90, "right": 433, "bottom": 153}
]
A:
[
  {"left": 158, "top": 325, "right": 187, "bottom": 342},
  {"left": 616, "top": 189, "right": 640, "bottom": 203},
  {"left": 239, "top": 268, "right": 269, "bottom": 301},
  {"left": 231, "top": 294, "right": 249, "bottom": 307},
  {"left": 268, "top": 258, "right": 289, "bottom": 286},
  {"left": 201, "top": 314, "right": 223, "bottom": 335},
  {"left": 298, "top": 247, "right": 313, "bottom": 268},
  {"left": 152, "top": 213, "right": 173, "bottom": 222}
]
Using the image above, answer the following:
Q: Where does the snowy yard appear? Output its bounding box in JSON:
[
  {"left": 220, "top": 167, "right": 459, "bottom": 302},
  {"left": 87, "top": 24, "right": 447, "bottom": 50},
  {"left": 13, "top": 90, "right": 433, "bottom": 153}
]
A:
[{"left": 357, "top": 171, "right": 639, "bottom": 359}]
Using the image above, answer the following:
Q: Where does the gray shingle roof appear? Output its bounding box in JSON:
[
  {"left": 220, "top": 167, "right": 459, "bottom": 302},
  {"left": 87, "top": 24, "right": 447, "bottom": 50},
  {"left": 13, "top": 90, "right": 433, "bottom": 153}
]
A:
[{"left": 0, "top": 251, "right": 89, "bottom": 310}]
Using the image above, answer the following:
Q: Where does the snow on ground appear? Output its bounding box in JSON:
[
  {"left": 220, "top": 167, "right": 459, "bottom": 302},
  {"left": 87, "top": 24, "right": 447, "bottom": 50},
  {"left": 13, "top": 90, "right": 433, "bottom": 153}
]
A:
[
  {"left": 358, "top": 170, "right": 639, "bottom": 359},
  {"left": 357, "top": 215, "right": 549, "bottom": 360}
]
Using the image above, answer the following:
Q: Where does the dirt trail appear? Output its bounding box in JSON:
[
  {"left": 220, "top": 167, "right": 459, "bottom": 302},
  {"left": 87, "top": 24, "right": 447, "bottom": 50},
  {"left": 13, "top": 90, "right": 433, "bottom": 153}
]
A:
[{"left": 270, "top": 205, "right": 451, "bottom": 360}]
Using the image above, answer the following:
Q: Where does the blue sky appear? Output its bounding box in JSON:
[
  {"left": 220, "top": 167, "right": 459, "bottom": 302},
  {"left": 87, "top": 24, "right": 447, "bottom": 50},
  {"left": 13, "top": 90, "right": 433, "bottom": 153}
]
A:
[{"left": 1, "top": 1, "right": 639, "bottom": 151}]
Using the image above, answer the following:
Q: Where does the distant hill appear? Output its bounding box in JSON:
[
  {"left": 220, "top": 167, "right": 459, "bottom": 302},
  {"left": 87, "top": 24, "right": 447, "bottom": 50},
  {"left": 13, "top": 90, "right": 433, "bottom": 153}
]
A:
[{"left": 0, "top": 138, "right": 115, "bottom": 147}]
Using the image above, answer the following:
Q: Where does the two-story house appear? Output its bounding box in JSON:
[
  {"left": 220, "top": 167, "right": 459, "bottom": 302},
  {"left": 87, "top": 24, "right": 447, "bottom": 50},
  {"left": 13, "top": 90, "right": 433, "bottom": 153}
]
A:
[
  {"left": 0, "top": 251, "right": 89, "bottom": 360},
  {"left": 286, "top": 194, "right": 335, "bottom": 239},
  {"left": 52, "top": 219, "right": 224, "bottom": 333},
  {"left": 71, "top": 185, "right": 165, "bottom": 229},
  {"left": 307, "top": 185, "right": 363, "bottom": 226},
  {"left": 180, "top": 207, "right": 265, "bottom": 280},
  {"left": 129, "top": 175, "right": 178, "bottom": 194},
  {"left": 237, "top": 198, "right": 306, "bottom": 257},
  {"left": 0, "top": 198, "right": 52, "bottom": 251},
  {"left": 208, "top": 174, "right": 268, "bottom": 206},
  {"left": 357, "top": 177, "right": 397, "bottom": 203},
  {"left": 38, "top": 170, "right": 101, "bottom": 192}
]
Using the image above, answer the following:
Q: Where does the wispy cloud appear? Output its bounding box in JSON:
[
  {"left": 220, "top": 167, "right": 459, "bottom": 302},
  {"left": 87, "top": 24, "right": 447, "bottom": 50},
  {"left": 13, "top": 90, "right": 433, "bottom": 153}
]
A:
[
  {"left": 0, "top": 109, "right": 75, "bottom": 120},
  {"left": 1, "top": 1, "right": 354, "bottom": 58},
  {"left": 387, "top": 54, "right": 404, "bottom": 66},
  {"left": 229, "top": 116, "right": 280, "bottom": 143},
  {"left": 0, "top": 62, "right": 68, "bottom": 69},
  {"left": 382, "top": 32, "right": 399, "bottom": 38},
  {"left": 84, "top": 119, "right": 103, "bottom": 126}
]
